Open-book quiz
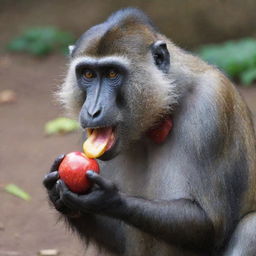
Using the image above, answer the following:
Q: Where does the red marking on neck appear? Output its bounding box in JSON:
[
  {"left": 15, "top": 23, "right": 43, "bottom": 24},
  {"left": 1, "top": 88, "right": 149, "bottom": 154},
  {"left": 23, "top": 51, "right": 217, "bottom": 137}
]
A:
[{"left": 146, "top": 116, "right": 173, "bottom": 144}]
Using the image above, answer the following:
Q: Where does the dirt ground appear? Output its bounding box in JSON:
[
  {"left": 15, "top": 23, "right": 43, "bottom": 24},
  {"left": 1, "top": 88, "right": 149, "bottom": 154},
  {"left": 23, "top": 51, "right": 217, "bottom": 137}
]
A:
[
  {"left": 0, "top": 54, "right": 256, "bottom": 256},
  {"left": 0, "top": 54, "right": 85, "bottom": 256}
]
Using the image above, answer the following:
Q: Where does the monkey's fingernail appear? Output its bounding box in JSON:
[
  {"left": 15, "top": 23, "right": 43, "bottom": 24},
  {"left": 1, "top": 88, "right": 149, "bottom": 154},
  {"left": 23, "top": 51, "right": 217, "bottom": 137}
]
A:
[
  {"left": 50, "top": 171, "right": 59, "bottom": 178},
  {"left": 87, "top": 170, "right": 95, "bottom": 177},
  {"left": 58, "top": 154, "right": 65, "bottom": 160},
  {"left": 56, "top": 180, "right": 61, "bottom": 189}
]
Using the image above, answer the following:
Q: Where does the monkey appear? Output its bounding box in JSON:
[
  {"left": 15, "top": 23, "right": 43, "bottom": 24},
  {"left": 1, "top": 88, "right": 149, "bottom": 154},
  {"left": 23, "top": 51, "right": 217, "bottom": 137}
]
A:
[{"left": 43, "top": 8, "right": 256, "bottom": 256}]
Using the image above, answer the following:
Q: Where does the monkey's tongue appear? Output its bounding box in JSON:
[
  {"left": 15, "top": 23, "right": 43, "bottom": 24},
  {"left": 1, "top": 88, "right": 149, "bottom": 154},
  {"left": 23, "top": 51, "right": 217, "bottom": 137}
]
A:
[{"left": 83, "top": 127, "right": 114, "bottom": 158}]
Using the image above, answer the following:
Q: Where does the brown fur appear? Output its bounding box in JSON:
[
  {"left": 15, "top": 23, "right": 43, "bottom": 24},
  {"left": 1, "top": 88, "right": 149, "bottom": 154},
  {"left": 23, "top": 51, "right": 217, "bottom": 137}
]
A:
[
  {"left": 58, "top": 23, "right": 179, "bottom": 145},
  {"left": 54, "top": 8, "right": 256, "bottom": 256}
]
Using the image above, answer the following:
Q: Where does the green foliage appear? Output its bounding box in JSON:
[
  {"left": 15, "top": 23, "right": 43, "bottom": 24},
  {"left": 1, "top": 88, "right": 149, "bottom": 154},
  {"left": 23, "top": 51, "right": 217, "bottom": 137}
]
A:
[
  {"left": 240, "top": 68, "right": 256, "bottom": 85},
  {"left": 7, "top": 27, "right": 75, "bottom": 56},
  {"left": 44, "top": 117, "right": 80, "bottom": 135},
  {"left": 197, "top": 38, "right": 256, "bottom": 85},
  {"left": 5, "top": 184, "right": 31, "bottom": 201}
]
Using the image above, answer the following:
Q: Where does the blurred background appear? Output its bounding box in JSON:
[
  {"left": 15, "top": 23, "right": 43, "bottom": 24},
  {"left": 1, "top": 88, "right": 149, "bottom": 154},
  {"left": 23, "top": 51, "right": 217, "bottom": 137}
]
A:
[{"left": 0, "top": 1, "right": 256, "bottom": 256}]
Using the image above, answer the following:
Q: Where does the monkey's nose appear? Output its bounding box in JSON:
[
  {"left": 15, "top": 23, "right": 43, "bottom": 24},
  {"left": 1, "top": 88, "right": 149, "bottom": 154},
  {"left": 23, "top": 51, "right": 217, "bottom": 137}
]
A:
[{"left": 87, "top": 107, "right": 102, "bottom": 119}]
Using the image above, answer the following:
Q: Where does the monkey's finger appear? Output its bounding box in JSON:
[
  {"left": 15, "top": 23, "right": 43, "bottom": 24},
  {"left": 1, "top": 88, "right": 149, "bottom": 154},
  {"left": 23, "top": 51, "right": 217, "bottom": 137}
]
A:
[
  {"left": 87, "top": 171, "right": 116, "bottom": 191},
  {"left": 54, "top": 197, "right": 80, "bottom": 217},
  {"left": 50, "top": 154, "right": 65, "bottom": 173},
  {"left": 57, "top": 180, "right": 82, "bottom": 210},
  {"left": 43, "top": 171, "right": 59, "bottom": 189},
  {"left": 55, "top": 198, "right": 66, "bottom": 211}
]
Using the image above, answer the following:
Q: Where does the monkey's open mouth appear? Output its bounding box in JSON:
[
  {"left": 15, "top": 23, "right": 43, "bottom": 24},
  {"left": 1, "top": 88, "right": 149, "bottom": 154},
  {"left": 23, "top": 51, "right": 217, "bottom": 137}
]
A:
[{"left": 83, "top": 127, "right": 116, "bottom": 158}]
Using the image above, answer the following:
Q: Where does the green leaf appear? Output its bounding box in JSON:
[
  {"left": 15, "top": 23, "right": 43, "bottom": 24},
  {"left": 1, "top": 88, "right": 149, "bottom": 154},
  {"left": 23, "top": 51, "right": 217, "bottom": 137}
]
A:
[
  {"left": 4, "top": 184, "right": 31, "bottom": 201},
  {"left": 28, "top": 42, "right": 52, "bottom": 56},
  {"left": 240, "top": 68, "right": 256, "bottom": 85},
  {"left": 44, "top": 117, "right": 80, "bottom": 135},
  {"left": 196, "top": 38, "right": 256, "bottom": 84},
  {"left": 7, "top": 38, "right": 28, "bottom": 51},
  {"left": 6, "top": 26, "right": 75, "bottom": 56}
]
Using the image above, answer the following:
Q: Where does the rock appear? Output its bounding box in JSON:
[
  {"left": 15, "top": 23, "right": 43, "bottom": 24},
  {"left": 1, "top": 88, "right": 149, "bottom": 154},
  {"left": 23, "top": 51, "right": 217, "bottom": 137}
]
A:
[
  {"left": 38, "top": 249, "right": 60, "bottom": 256},
  {"left": 0, "top": 90, "right": 17, "bottom": 104}
]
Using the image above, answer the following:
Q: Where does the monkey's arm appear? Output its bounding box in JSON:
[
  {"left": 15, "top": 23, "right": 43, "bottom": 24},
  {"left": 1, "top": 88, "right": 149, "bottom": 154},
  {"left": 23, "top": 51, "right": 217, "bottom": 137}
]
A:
[
  {"left": 118, "top": 195, "right": 214, "bottom": 250},
  {"left": 57, "top": 171, "right": 215, "bottom": 251}
]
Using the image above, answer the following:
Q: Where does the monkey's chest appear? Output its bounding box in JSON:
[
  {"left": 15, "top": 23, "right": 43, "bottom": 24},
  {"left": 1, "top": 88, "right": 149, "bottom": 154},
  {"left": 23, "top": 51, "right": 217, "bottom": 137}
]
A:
[
  {"left": 96, "top": 153, "right": 203, "bottom": 256},
  {"left": 101, "top": 151, "right": 190, "bottom": 200}
]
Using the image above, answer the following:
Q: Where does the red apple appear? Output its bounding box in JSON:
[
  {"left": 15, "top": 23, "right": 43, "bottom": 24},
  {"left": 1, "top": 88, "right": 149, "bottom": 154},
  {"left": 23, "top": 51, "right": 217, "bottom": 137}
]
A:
[{"left": 58, "top": 152, "right": 100, "bottom": 193}]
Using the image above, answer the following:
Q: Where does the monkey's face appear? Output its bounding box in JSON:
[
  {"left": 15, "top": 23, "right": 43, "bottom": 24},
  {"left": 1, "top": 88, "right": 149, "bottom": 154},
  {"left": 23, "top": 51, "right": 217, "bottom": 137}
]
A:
[
  {"left": 76, "top": 56, "right": 128, "bottom": 160},
  {"left": 58, "top": 13, "right": 178, "bottom": 160},
  {"left": 59, "top": 44, "right": 176, "bottom": 161}
]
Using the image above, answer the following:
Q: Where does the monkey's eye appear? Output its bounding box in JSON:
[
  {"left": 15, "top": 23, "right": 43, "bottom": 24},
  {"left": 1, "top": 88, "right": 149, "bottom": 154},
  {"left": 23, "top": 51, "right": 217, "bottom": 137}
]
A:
[
  {"left": 82, "top": 69, "right": 95, "bottom": 79},
  {"left": 107, "top": 69, "right": 118, "bottom": 79}
]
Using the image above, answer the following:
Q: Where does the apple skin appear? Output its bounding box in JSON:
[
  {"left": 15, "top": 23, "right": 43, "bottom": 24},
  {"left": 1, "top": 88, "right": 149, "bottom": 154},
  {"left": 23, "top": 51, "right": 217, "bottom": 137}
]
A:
[{"left": 58, "top": 152, "right": 100, "bottom": 193}]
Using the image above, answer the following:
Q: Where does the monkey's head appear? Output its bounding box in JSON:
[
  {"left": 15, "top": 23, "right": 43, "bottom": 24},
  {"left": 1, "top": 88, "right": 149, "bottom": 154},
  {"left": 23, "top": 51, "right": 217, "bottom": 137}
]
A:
[{"left": 59, "top": 8, "right": 178, "bottom": 160}]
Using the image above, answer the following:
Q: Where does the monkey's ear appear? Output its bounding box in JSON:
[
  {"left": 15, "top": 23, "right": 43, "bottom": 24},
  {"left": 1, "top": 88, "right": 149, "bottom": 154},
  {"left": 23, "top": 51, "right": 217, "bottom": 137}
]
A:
[
  {"left": 151, "top": 40, "right": 170, "bottom": 73},
  {"left": 68, "top": 45, "right": 75, "bottom": 57}
]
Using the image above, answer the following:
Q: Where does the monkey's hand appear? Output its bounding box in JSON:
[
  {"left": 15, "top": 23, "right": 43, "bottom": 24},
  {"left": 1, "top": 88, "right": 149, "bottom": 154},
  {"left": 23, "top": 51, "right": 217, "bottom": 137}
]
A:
[
  {"left": 55, "top": 171, "right": 124, "bottom": 216},
  {"left": 43, "top": 155, "right": 81, "bottom": 217}
]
